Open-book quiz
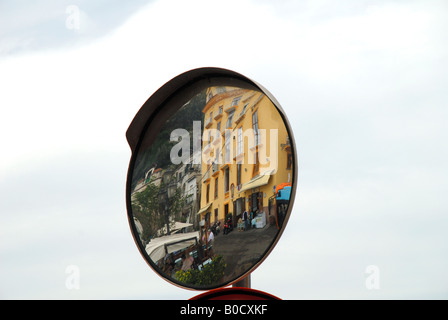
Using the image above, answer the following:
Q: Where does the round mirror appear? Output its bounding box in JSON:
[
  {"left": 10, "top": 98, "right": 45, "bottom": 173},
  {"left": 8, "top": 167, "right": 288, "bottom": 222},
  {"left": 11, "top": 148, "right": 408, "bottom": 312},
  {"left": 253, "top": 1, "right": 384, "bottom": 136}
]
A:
[{"left": 126, "top": 68, "right": 297, "bottom": 290}]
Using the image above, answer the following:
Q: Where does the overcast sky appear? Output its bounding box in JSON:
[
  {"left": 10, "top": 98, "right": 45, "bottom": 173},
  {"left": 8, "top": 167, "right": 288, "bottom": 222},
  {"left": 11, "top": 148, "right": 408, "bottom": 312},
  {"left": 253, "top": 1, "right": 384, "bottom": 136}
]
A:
[{"left": 1, "top": 0, "right": 447, "bottom": 299}]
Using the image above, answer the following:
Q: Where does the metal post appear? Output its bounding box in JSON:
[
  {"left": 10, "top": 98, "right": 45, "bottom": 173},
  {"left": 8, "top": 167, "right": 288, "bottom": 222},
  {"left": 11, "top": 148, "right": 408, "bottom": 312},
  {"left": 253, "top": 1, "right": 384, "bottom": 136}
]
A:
[{"left": 233, "top": 274, "right": 251, "bottom": 288}]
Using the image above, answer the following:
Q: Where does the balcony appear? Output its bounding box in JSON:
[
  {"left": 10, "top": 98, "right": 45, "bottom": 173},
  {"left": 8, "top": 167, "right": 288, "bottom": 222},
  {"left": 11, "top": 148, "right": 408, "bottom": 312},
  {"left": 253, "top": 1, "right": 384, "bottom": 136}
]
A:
[
  {"left": 203, "top": 142, "right": 212, "bottom": 154},
  {"left": 204, "top": 116, "right": 213, "bottom": 128},
  {"left": 214, "top": 107, "right": 223, "bottom": 120},
  {"left": 224, "top": 98, "right": 240, "bottom": 113},
  {"left": 224, "top": 104, "right": 236, "bottom": 113},
  {"left": 211, "top": 163, "right": 220, "bottom": 177},
  {"left": 212, "top": 134, "right": 221, "bottom": 145},
  {"left": 281, "top": 136, "right": 291, "bottom": 151},
  {"left": 202, "top": 169, "right": 210, "bottom": 183},
  {"left": 234, "top": 104, "right": 248, "bottom": 124}
]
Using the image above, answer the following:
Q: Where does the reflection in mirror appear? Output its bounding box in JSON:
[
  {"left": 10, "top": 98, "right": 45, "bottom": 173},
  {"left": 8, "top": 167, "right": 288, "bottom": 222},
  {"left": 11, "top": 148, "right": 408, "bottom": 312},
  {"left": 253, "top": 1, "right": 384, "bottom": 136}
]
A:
[{"left": 129, "top": 84, "right": 294, "bottom": 289}]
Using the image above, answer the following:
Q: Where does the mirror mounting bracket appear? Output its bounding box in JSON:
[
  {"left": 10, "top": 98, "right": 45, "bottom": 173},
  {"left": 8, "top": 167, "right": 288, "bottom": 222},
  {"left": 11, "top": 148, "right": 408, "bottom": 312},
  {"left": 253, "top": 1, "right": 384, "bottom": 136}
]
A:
[{"left": 232, "top": 274, "right": 251, "bottom": 288}]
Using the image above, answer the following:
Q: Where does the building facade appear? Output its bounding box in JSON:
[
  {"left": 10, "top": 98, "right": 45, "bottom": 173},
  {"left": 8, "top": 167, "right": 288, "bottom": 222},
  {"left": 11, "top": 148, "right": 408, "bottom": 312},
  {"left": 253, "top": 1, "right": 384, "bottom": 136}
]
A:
[
  {"left": 198, "top": 86, "right": 292, "bottom": 228},
  {"left": 131, "top": 152, "right": 202, "bottom": 238}
]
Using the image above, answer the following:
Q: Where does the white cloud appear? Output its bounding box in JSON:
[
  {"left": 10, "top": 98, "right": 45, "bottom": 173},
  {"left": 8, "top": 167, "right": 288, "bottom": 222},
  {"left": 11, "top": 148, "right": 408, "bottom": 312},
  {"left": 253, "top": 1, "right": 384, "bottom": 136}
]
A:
[{"left": 1, "top": 0, "right": 448, "bottom": 299}]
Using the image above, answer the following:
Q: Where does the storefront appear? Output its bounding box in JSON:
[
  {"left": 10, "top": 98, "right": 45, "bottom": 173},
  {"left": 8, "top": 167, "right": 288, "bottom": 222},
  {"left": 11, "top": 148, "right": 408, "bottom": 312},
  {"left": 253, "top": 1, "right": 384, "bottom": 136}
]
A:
[
  {"left": 232, "top": 197, "right": 245, "bottom": 227},
  {"left": 248, "top": 191, "right": 263, "bottom": 214}
]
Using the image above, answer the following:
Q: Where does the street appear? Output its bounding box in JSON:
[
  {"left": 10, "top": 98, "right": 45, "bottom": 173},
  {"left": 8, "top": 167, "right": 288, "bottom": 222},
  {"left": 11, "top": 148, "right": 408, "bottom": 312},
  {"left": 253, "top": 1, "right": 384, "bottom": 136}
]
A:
[{"left": 212, "top": 223, "right": 278, "bottom": 284}]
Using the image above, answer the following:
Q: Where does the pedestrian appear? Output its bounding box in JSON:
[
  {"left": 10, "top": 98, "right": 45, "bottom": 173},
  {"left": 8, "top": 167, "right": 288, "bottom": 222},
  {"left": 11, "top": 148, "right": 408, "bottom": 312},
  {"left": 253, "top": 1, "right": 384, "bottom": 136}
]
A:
[
  {"left": 250, "top": 210, "right": 254, "bottom": 229},
  {"left": 181, "top": 250, "right": 194, "bottom": 271},
  {"left": 243, "top": 210, "right": 249, "bottom": 231},
  {"left": 237, "top": 217, "right": 244, "bottom": 231}
]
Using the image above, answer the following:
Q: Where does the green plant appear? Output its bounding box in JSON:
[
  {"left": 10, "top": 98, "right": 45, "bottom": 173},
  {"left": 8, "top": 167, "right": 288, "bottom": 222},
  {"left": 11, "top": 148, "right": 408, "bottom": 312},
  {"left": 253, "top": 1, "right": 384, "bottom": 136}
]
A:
[{"left": 175, "top": 255, "right": 227, "bottom": 287}]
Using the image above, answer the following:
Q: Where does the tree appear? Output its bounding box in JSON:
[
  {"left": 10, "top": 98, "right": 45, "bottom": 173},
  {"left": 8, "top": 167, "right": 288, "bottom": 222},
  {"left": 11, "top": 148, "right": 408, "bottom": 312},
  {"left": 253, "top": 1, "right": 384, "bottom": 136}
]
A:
[
  {"left": 132, "top": 183, "right": 162, "bottom": 241},
  {"left": 132, "top": 179, "right": 186, "bottom": 242}
]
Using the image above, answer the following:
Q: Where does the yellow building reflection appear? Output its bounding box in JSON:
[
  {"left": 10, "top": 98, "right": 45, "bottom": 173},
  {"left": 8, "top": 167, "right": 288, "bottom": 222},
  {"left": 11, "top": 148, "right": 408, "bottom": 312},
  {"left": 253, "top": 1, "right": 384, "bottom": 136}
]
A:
[{"left": 198, "top": 86, "right": 292, "bottom": 229}]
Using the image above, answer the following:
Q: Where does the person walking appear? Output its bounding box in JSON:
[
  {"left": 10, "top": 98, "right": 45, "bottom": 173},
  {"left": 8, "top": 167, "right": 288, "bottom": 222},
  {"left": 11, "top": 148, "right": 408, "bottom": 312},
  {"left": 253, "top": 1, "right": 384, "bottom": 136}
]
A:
[
  {"left": 250, "top": 210, "right": 254, "bottom": 229},
  {"left": 243, "top": 210, "right": 249, "bottom": 231}
]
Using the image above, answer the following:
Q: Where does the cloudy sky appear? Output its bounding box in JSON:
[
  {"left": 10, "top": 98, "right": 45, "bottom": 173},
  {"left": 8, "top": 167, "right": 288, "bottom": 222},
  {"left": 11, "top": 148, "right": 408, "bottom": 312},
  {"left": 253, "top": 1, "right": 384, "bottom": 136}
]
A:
[{"left": 1, "top": 0, "right": 447, "bottom": 299}]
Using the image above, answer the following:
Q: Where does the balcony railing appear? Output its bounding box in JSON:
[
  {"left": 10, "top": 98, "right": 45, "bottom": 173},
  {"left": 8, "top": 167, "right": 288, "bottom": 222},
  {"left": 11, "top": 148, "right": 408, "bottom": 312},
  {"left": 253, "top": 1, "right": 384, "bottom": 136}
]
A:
[
  {"left": 234, "top": 104, "right": 248, "bottom": 124},
  {"left": 212, "top": 163, "right": 219, "bottom": 176},
  {"left": 203, "top": 142, "right": 212, "bottom": 154},
  {"left": 212, "top": 133, "right": 221, "bottom": 145},
  {"left": 202, "top": 169, "right": 210, "bottom": 183},
  {"left": 281, "top": 136, "right": 291, "bottom": 150},
  {"left": 214, "top": 107, "right": 223, "bottom": 120},
  {"left": 224, "top": 104, "right": 236, "bottom": 113},
  {"left": 204, "top": 116, "right": 213, "bottom": 128}
]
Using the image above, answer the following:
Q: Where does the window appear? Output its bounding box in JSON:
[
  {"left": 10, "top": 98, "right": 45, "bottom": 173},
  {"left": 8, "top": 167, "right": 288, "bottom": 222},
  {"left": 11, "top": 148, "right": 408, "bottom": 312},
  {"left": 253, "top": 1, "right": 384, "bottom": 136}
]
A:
[
  {"left": 224, "top": 167, "right": 230, "bottom": 193},
  {"left": 287, "top": 152, "right": 293, "bottom": 170},
  {"left": 206, "top": 183, "right": 210, "bottom": 203},
  {"left": 226, "top": 109, "right": 235, "bottom": 128},
  {"left": 253, "top": 151, "right": 259, "bottom": 176},
  {"left": 216, "top": 121, "right": 221, "bottom": 139},
  {"left": 215, "top": 147, "right": 220, "bottom": 164},
  {"left": 237, "top": 163, "right": 242, "bottom": 187},
  {"left": 214, "top": 177, "right": 218, "bottom": 199},
  {"left": 225, "top": 130, "right": 231, "bottom": 163},
  {"left": 231, "top": 96, "right": 241, "bottom": 107},
  {"left": 237, "top": 127, "right": 243, "bottom": 155},
  {"left": 252, "top": 110, "right": 260, "bottom": 146},
  {"left": 234, "top": 103, "right": 248, "bottom": 124}
]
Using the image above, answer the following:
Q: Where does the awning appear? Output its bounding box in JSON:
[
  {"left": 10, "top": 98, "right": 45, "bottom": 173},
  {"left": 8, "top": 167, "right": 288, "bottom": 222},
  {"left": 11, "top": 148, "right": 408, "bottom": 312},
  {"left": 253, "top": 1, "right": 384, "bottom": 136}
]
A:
[
  {"left": 157, "top": 221, "right": 193, "bottom": 236},
  {"left": 239, "top": 170, "right": 274, "bottom": 193},
  {"left": 145, "top": 231, "right": 200, "bottom": 262},
  {"left": 196, "top": 203, "right": 212, "bottom": 215}
]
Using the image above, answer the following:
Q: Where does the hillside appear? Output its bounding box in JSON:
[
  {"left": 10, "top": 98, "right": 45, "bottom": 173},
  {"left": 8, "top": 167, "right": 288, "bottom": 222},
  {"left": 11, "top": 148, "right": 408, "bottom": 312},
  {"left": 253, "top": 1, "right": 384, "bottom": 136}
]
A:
[{"left": 131, "top": 90, "right": 206, "bottom": 187}]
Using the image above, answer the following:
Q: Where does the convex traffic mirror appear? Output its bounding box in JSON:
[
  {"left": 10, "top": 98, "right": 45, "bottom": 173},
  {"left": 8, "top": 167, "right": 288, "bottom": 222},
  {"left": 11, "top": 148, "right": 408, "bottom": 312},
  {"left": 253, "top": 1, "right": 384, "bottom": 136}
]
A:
[{"left": 126, "top": 68, "right": 297, "bottom": 290}]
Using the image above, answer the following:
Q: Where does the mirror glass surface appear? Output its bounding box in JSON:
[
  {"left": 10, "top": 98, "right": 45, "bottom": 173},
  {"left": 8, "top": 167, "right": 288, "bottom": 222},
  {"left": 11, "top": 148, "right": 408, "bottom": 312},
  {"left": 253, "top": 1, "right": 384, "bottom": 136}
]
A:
[{"left": 129, "top": 82, "right": 295, "bottom": 289}]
